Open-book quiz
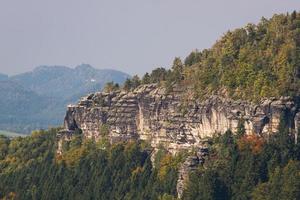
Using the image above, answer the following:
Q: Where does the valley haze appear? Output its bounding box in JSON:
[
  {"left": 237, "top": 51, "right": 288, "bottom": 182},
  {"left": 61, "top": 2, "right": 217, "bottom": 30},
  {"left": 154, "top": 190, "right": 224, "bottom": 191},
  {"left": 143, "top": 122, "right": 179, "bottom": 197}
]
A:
[{"left": 0, "top": 64, "right": 130, "bottom": 134}]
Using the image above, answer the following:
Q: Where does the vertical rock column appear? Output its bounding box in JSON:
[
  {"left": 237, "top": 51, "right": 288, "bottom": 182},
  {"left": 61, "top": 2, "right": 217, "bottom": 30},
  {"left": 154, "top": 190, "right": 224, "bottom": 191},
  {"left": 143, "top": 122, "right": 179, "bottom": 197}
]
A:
[{"left": 176, "top": 147, "right": 208, "bottom": 199}]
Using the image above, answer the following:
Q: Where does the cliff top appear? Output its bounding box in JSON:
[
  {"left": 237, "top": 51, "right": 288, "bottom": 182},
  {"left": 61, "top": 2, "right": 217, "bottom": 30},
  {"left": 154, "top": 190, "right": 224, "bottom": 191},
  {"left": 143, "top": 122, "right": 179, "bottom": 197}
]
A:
[{"left": 115, "top": 12, "right": 300, "bottom": 102}]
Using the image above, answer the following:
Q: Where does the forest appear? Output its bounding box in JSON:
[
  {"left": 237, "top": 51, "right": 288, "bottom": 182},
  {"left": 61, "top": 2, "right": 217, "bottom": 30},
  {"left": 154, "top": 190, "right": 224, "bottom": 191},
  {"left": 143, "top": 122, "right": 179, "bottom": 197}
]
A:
[
  {"left": 0, "top": 114, "right": 299, "bottom": 199},
  {"left": 116, "top": 11, "right": 300, "bottom": 102},
  {"left": 0, "top": 128, "right": 181, "bottom": 200}
]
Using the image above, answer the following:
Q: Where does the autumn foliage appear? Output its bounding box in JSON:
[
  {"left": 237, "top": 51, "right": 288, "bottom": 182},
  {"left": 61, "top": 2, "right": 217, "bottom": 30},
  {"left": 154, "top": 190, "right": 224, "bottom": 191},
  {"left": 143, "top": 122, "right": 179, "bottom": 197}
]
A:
[{"left": 237, "top": 134, "right": 265, "bottom": 155}]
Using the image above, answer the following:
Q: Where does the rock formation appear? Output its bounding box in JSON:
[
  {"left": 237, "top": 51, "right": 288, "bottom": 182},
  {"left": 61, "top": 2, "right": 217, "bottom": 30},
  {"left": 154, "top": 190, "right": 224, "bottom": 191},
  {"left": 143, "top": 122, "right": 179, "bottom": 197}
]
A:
[
  {"left": 58, "top": 84, "right": 300, "bottom": 154},
  {"left": 176, "top": 146, "right": 209, "bottom": 198},
  {"left": 56, "top": 83, "right": 300, "bottom": 198}
]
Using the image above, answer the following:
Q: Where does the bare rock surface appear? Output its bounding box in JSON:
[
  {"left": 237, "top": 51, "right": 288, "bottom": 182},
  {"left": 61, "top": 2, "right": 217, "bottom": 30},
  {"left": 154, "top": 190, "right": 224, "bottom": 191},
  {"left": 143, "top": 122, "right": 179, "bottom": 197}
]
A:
[
  {"left": 176, "top": 146, "right": 209, "bottom": 199},
  {"left": 57, "top": 84, "right": 300, "bottom": 198},
  {"left": 58, "top": 84, "right": 300, "bottom": 154}
]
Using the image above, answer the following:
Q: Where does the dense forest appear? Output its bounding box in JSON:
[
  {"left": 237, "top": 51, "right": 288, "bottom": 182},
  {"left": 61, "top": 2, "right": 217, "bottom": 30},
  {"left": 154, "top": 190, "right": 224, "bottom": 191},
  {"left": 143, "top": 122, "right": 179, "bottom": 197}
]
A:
[
  {"left": 0, "top": 115, "right": 299, "bottom": 199},
  {"left": 183, "top": 115, "right": 300, "bottom": 200},
  {"left": 115, "top": 11, "right": 300, "bottom": 102},
  {"left": 0, "top": 128, "right": 182, "bottom": 200}
]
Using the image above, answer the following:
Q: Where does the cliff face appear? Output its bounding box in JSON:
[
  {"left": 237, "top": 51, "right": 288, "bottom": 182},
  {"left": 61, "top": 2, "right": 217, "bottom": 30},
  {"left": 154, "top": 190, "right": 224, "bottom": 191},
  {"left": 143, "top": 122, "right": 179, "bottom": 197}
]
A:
[{"left": 58, "top": 84, "right": 300, "bottom": 154}]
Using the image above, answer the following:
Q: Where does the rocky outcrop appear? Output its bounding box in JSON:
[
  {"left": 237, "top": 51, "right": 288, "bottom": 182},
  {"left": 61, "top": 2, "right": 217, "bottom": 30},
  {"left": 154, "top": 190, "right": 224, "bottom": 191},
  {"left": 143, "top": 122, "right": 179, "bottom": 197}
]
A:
[
  {"left": 58, "top": 84, "right": 300, "bottom": 154},
  {"left": 176, "top": 155, "right": 200, "bottom": 198},
  {"left": 57, "top": 83, "right": 300, "bottom": 198},
  {"left": 56, "top": 129, "right": 74, "bottom": 155},
  {"left": 176, "top": 146, "right": 209, "bottom": 198}
]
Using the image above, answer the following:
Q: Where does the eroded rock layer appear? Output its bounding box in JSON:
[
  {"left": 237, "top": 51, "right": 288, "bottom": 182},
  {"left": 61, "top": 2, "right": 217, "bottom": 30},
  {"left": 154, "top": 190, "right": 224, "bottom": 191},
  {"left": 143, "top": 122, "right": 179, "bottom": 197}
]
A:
[{"left": 59, "top": 84, "right": 300, "bottom": 154}]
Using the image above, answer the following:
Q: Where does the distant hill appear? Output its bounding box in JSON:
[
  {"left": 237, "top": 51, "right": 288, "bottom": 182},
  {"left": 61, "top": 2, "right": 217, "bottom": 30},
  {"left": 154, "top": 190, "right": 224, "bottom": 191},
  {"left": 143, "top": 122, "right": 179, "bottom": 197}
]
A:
[
  {"left": 0, "top": 65, "right": 130, "bottom": 134},
  {"left": 0, "top": 80, "right": 48, "bottom": 133},
  {"left": 11, "top": 64, "right": 129, "bottom": 100},
  {"left": 0, "top": 73, "right": 8, "bottom": 81}
]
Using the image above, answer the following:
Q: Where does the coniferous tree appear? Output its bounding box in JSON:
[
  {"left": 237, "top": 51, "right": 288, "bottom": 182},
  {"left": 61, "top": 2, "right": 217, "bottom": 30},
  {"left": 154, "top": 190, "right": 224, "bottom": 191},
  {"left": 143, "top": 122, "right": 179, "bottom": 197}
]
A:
[
  {"left": 123, "top": 78, "right": 133, "bottom": 91},
  {"left": 103, "top": 81, "right": 119, "bottom": 92},
  {"left": 142, "top": 72, "right": 151, "bottom": 84},
  {"left": 131, "top": 75, "right": 141, "bottom": 89}
]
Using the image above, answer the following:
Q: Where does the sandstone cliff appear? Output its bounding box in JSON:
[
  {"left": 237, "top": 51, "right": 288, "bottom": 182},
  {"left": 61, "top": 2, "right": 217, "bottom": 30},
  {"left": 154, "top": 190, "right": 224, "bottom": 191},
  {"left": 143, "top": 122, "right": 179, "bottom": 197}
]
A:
[{"left": 57, "top": 84, "right": 300, "bottom": 154}]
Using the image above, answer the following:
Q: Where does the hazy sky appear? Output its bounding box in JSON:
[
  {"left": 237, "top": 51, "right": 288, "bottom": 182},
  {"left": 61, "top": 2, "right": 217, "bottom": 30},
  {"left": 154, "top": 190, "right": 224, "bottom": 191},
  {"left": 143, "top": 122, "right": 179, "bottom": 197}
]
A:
[{"left": 0, "top": 0, "right": 300, "bottom": 76}]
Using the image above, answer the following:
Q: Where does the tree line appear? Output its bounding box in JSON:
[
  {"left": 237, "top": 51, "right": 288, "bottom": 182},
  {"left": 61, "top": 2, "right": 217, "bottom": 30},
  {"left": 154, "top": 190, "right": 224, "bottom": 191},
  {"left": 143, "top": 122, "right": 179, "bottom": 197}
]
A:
[{"left": 105, "top": 11, "right": 300, "bottom": 102}]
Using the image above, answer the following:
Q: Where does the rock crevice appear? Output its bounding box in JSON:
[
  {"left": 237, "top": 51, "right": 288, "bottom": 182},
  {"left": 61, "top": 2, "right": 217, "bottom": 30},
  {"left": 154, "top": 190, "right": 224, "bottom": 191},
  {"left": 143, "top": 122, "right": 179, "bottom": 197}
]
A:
[{"left": 58, "top": 84, "right": 300, "bottom": 154}]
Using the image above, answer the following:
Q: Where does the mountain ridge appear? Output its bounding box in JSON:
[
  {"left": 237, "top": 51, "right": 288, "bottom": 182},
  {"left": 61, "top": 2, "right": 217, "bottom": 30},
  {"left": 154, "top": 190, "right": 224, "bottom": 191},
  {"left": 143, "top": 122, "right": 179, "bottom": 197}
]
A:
[
  {"left": 0, "top": 64, "right": 130, "bottom": 133},
  {"left": 10, "top": 64, "right": 130, "bottom": 99}
]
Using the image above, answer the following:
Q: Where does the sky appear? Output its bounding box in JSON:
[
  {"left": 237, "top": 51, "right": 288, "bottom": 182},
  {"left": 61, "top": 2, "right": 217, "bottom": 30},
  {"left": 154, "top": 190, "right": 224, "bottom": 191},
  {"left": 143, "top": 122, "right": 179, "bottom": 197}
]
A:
[{"left": 0, "top": 0, "right": 300, "bottom": 76}]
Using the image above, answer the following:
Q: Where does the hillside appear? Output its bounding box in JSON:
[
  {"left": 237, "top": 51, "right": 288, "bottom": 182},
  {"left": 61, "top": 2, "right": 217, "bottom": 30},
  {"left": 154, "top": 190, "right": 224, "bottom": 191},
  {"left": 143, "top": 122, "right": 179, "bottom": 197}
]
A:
[
  {"left": 0, "top": 65, "right": 130, "bottom": 133},
  {"left": 0, "top": 124, "right": 299, "bottom": 199},
  {"left": 56, "top": 12, "right": 300, "bottom": 199},
  {"left": 0, "top": 12, "right": 300, "bottom": 200},
  {"left": 183, "top": 12, "right": 300, "bottom": 101},
  {"left": 124, "top": 12, "right": 300, "bottom": 102},
  {"left": 11, "top": 64, "right": 129, "bottom": 100},
  {"left": 0, "top": 80, "right": 48, "bottom": 133}
]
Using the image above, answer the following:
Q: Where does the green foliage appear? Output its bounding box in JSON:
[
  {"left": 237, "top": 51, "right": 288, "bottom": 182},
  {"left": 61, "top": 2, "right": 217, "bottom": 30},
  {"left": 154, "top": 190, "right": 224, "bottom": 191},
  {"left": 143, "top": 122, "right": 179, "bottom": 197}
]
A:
[
  {"left": 252, "top": 160, "right": 300, "bottom": 200},
  {"left": 134, "top": 11, "right": 300, "bottom": 101},
  {"left": 61, "top": 129, "right": 83, "bottom": 152},
  {"left": 103, "top": 81, "right": 120, "bottom": 92},
  {"left": 110, "top": 12, "right": 300, "bottom": 103},
  {"left": 68, "top": 134, "right": 82, "bottom": 150},
  {"left": 0, "top": 129, "right": 179, "bottom": 200},
  {"left": 184, "top": 49, "right": 202, "bottom": 66},
  {"left": 131, "top": 75, "right": 141, "bottom": 89},
  {"left": 165, "top": 57, "right": 184, "bottom": 93},
  {"left": 0, "top": 115, "right": 299, "bottom": 200},
  {"left": 158, "top": 193, "right": 178, "bottom": 200},
  {"left": 236, "top": 119, "right": 246, "bottom": 138},
  {"left": 99, "top": 124, "right": 110, "bottom": 136},
  {"left": 0, "top": 128, "right": 58, "bottom": 175},
  {"left": 123, "top": 75, "right": 141, "bottom": 91},
  {"left": 183, "top": 117, "right": 300, "bottom": 200},
  {"left": 149, "top": 67, "right": 169, "bottom": 83},
  {"left": 123, "top": 78, "right": 133, "bottom": 91},
  {"left": 184, "top": 12, "right": 300, "bottom": 100},
  {"left": 183, "top": 168, "right": 228, "bottom": 200},
  {"left": 142, "top": 72, "right": 151, "bottom": 84},
  {"left": 0, "top": 135, "right": 9, "bottom": 160},
  {"left": 171, "top": 57, "right": 184, "bottom": 83}
]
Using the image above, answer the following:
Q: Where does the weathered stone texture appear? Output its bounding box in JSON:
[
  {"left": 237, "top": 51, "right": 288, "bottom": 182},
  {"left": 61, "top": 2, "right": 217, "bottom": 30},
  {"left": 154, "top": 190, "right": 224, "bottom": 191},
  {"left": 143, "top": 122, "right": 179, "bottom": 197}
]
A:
[
  {"left": 176, "top": 147, "right": 209, "bottom": 199},
  {"left": 59, "top": 84, "right": 300, "bottom": 153}
]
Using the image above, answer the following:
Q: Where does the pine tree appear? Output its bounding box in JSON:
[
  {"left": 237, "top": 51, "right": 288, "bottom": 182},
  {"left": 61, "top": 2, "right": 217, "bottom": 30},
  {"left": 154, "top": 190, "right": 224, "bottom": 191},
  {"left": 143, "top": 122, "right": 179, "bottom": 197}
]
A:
[
  {"left": 131, "top": 75, "right": 141, "bottom": 89},
  {"left": 142, "top": 73, "right": 151, "bottom": 84},
  {"left": 171, "top": 57, "right": 184, "bottom": 83},
  {"left": 123, "top": 78, "right": 132, "bottom": 91}
]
